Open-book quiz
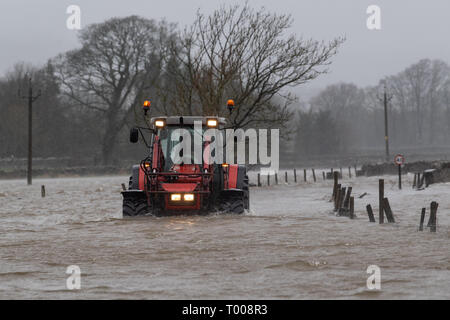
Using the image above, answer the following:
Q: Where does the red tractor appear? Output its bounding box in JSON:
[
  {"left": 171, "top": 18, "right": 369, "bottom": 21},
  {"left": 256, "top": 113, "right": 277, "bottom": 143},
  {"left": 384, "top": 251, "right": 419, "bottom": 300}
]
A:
[{"left": 121, "top": 101, "right": 249, "bottom": 216}]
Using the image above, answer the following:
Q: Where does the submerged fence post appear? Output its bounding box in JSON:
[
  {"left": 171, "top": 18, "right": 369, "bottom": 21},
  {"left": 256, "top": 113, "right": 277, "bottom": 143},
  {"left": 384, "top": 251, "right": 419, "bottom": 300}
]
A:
[
  {"left": 366, "top": 204, "right": 375, "bottom": 222},
  {"left": 379, "top": 179, "right": 384, "bottom": 224},
  {"left": 382, "top": 198, "right": 395, "bottom": 223},
  {"left": 419, "top": 207, "right": 426, "bottom": 231},
  {"left": 338, "top": 186, "right": 352, "bottom": 216},
  {"left": 343, "top": 187, "right": 353, "bottom": 210},
  {"left": 428, "top": 201, "right": 438, "bottom": 232},
  {"left": 337, "top": 187, "right": 346, "bottom": 214},
  {"left": 334, "top": 184, "right": 341, "bottom": 211},
  {"left": 332, "top": 171, "right": 339, "bottom": 201},
  {"left": 349, "top": 196, "right": 354, "bottom": 219}
]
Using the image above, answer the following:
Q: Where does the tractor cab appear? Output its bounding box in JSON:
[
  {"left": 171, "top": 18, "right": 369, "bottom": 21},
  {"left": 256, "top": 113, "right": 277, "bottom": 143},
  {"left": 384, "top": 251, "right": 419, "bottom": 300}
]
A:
[{"left": 149, "top": 116, "right": 227, "bottom": 172}]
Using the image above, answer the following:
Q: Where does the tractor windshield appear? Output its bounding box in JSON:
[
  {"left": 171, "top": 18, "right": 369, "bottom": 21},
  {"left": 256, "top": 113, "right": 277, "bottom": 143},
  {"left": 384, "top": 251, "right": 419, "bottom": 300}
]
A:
[{"left": 158, "top": 126, "right": 205, "bottom": 171}]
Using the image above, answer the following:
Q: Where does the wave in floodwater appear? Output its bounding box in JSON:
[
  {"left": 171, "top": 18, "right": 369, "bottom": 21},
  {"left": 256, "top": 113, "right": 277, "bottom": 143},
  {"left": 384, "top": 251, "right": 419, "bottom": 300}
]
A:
[{"left": 0, "top": 175, "right": 449, "bottom": 299}]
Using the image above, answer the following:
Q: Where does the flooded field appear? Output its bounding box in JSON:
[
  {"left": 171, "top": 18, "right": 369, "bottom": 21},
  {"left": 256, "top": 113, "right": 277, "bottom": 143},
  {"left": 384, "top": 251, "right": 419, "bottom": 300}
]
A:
[{"left": 0, "top": 174, "right": 448, "bottom": 299}]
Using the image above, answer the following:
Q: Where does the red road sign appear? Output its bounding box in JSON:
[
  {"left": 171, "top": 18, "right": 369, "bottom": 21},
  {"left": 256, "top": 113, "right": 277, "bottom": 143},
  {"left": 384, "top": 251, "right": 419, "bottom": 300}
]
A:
[{"left": 394, "top": 154, "right": 405, "bottom": 165}]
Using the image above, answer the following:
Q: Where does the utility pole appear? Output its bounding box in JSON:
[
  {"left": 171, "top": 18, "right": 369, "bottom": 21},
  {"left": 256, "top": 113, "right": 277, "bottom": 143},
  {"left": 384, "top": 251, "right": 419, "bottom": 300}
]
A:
[
  {"left": 378, "top": 83, "right": 393, "bottom": 163},
  {"left": 19, "top": 77, "right": 41, "bottom": 185}
]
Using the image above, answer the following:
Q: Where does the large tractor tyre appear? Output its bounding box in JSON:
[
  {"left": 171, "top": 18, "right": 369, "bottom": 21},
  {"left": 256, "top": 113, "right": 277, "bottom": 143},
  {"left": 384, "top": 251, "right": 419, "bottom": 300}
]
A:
[
  {"left": 123, "top": 197, "right": 149, "bottom": 217},
  {"left": 243, "top": 174, "right": 250, "bottom": 210},
  {"left": 220, "top": 193, "right": 245, "bottom": 214}
]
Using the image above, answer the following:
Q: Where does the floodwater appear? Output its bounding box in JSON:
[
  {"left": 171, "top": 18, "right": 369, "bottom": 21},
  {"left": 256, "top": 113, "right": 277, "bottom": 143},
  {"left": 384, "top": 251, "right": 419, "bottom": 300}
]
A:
[{"left": 0, "top": 173, "right": 448, "bottom": 299}]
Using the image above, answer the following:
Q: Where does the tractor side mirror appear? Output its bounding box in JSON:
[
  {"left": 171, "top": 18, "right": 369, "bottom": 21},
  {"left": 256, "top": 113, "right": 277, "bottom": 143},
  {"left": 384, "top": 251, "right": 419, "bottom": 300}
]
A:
[{"left": 130, "top": 127, "right": 139, "bottom": 143}]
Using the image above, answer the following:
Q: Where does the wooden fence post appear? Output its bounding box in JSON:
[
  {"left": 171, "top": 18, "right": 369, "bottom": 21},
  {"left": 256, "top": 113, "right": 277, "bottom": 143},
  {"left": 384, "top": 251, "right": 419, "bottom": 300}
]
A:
[
  {"left": 267, "top": 174, "right": 270, "bottom": 186},
  {"left": 349, "top": 197, "right": 354, "bottom": 219},
  {"left": 379, "top": 179, "right": 384, "bottom": 224},
  {"left": 303, "top": 169, "right": 307, "bottom": 182},
  {"left": 428, "top": 201, "right": 438, "bottom": 232},
  {"left": 419, "top": 207, "right": 426, "bottom": 231},
  {"left": 275, "top": 173, "right": 278, "bottom": 185},
  {"left": 366, "top": 204, "right": 375, "bottom": 222},
  {"left": 348, "top": 166, "right": 352, "bottom": 178},
  {"left": 339, "top": 187, "right": 346, "bottom": 210},
  {"left": 382, "top": 198, "right": 395, "bottom": 223},
  {"left": 312, "top": 168, "right": 316, "bottom": 182},
  {"left": 322, "top": 171, "right": 326, "bottom": 181},
  {"left": 257, "top": 173, "right": 261, "bottom": 187},
  {"left": 343, "top": 187, "right": 353, "bottom": 210},
  {"left": 339, "top": 187, "right": 352, "bottom": 216},
  {"left": 293, "top": 169, "right": 297, "bottom": 183},
  {"left": 332, "top": 171, "right": 339, "bottom": 201},
  {"left": 285, "top": 171, "right": 288, "bottom": 184},
  {"left": 334, "top": 184, "right": 341, "bottom": 211},
  {"left": 41, "top": 185, "right": 46, "bottom": 198},
  {"left": 412, "top": 173, "right": 417, "bottom": 189},
  {"left": 337, "top": 187, "right": 346, "bottom": 214}
]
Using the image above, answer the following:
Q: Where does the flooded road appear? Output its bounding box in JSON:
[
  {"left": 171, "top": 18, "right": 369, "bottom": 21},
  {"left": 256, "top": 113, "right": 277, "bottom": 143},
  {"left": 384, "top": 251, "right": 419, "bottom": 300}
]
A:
[{"left": 0, "top": 174, "right": 448, "bottom": 299}]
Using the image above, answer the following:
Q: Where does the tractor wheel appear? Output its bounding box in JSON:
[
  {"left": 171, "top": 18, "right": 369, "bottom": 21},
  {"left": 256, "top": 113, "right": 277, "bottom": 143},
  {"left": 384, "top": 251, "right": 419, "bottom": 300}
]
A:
[
  {"left": 123, "top": 197, "right": 149, "bottom": 217},
  {"left": 243, "top": 174, "right": 250, "bottom": 210},
  {"left": 219, "top": 192, "right": 245, "bottom": 214}
]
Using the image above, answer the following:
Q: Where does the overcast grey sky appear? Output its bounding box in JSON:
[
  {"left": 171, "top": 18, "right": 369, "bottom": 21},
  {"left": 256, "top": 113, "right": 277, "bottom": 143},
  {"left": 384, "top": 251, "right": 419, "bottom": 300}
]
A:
[{"left": 0, "top": 0, "right": 449, "bottom": 96}]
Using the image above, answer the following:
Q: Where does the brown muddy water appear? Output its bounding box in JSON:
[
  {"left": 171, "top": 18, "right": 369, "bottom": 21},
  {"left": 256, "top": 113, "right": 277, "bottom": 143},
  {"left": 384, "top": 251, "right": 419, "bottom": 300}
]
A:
[{"left": 0, "top": 174, "right": 448, "bottom": 299}]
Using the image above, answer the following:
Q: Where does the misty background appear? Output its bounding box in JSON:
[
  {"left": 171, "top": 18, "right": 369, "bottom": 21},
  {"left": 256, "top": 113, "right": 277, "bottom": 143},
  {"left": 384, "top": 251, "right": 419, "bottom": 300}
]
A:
[{"left": 1, "top": 0, "right": 450, "bottom": 170}]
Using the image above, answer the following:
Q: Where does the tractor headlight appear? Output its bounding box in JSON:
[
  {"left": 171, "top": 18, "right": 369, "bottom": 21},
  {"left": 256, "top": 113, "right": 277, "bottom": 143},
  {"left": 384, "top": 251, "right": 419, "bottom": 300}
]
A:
[
  {"left": 184, "top": 194, "right": 194, "bottom": 201},
  {"left": 206, "top": 119, "right": 218, "bottom": 127},
  {"left": 170, "top": 193, "right": 181, "bottom": 201},
  {"left": 155, "top": 119, "right": 165, "bottom": 128}
]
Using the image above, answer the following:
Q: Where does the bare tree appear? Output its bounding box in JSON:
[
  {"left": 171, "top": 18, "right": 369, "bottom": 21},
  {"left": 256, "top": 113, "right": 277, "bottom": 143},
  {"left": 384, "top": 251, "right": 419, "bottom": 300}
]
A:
[
  {"left": 309, "top": 83, "right": 365, "bottom": 151},
  {"left": 165, "top": 4, "right": 344, "bottom": 129},
  {"left": 426, "top": 60, "right": 450, "bottom": 143},
  {"left": 402, "top": 59, "right": 432, "bottom": 143},
  {"left": 385, "top": 59, "right": 450, "bottom": 145},
  {"left": 53, "top": 16, "right": 176, "bottom": 164}
]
